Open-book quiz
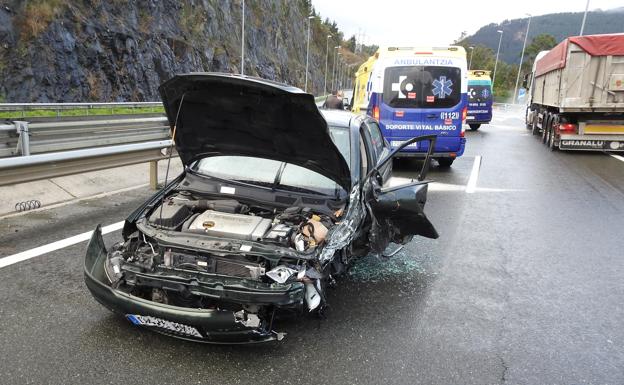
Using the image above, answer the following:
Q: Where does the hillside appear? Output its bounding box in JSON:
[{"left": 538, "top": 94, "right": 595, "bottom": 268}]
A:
[
  {"left": 463, "top": 9, "right": 624, "bottom": 64},
  {"left": 0, "top": 0, "right": 362, "bottom": 102}
]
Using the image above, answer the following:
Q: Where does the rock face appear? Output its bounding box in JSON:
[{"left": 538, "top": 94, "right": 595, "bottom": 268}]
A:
[{"left": 0, "top": 0, "right": 338, "bottom": 102}]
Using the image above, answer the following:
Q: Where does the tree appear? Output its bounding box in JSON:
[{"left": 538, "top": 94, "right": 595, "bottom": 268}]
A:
[
  {"left": 346, "top": 35, "right": 356, "bottom": 51},
  {"left": 454, "top": 31, "right": 468, "bottom": 44},
  {"left": 522, "top": 33, "right": 557, "bottom": 72}
]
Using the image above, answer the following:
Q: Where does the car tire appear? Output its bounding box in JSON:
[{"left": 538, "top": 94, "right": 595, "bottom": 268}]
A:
[
  {"left": 437, "top": 158, "right": 454, "bottom": 168},
  {"left": 469, "top": 124, "right": 480, "bottom": 131}
]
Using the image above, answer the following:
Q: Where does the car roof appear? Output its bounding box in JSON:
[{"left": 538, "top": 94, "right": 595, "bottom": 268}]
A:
[{"left": 320, "top": 109, "right": 362, "bottom": 128}]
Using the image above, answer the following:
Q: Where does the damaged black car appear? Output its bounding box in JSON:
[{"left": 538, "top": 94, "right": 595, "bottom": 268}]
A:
[{"left": 84, "top": 73, "right": 439, "bottom": 343}]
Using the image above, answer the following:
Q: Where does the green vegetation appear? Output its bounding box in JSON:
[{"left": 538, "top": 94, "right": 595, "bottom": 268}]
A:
[
  {"left": 0, "top": 106, "right": 164, "bottom": 119},
  {"left": 458, "top": 33, "right": 556, "bottom": 101},
  {"left": 15, "top": 0, "right": 66, "bottom": 40}
]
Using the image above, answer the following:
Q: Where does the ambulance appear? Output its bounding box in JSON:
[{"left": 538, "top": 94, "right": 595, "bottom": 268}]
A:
[
  {"left": 466, "top": 70, "right": 493, "bottom": 130},
  {"left": 352, "top": 46, "right": 467, "bottom": 167}
]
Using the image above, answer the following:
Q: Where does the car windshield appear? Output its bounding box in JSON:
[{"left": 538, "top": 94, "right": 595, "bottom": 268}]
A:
[{"left": 192, "top": 126, "right": 350, "bottom": 196}]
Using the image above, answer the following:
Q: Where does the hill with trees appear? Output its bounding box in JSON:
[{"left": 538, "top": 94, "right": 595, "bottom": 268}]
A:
[{"left": 456, "top": 7, "right": 623, "bottom": 101}]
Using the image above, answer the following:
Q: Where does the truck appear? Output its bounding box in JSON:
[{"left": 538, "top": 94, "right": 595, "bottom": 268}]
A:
[{"left": 525, "top": 33, "right": 624, "bottom": 151}]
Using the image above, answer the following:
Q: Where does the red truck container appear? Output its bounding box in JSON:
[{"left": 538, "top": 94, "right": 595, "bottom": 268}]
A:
[{"left": 525, "top": 34, "right": 624, "bottom": 151}]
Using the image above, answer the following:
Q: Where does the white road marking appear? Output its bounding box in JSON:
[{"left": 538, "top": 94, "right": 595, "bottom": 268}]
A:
[
  {"left": 466, "top": 155, "right": 482, "bottom": 194},
  {"left": 0, "top": 221, "right": 124, "bottom": 269},
  {"left": 610, "top": 154, "right": 624, "bottom": 163}
]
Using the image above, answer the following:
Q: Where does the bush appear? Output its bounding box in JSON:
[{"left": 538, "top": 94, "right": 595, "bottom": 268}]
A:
[{"left": 15, "top": 0, "right": 66, "bottom": 40}]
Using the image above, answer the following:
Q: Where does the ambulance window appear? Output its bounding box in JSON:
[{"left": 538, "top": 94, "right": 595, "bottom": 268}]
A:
[
  {"left": 383, "top": 66, "right": 462, "bottom": 108},
  {"left": 468, "top": 84, "right": 492, "bottom": 103},
  {"left": 420, "top": 66, "right": 462, "bottom": 108}
]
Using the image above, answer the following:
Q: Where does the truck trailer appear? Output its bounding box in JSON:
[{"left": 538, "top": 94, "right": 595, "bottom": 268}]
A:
[{"left": 525, "top": 34, "right": 624, "bottom": 151}]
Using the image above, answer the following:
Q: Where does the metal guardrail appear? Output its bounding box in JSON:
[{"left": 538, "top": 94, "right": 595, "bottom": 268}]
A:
[
  {"left": 0, "top": 116, "right": 169, "bottom": 158},
  {"left": 0, "top": 102, "right": 163, "bottom": 119},
  {"left": 0, "top": 140, "right": 172, "bottom": 186},
  {"left": 0, "top": 111, "right": 173, "bottom": 187},
  {"left": 0, "top": 102, "right": 162, "bottom": 110}
]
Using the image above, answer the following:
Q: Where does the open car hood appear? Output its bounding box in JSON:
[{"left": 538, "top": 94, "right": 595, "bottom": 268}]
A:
[{"left": 159, "top": 73, "right": 352, "bottom": 191}]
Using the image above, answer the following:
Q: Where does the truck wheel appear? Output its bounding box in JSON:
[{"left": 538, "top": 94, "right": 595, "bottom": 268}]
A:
[
  {"left": 469, "top": 124, "right": 480, "bottom": 131},
  {"left": 548, "top": 116, "right": 558, "bottom": 151},
  {"left": 437, "top": 158, "right": 454, "bottom": 168},
  {"left": 531, "top": 113, "right": 540, "bottom": 136},
  {"left": 541, "top": 114, "right": 550, "bottom": 144}
]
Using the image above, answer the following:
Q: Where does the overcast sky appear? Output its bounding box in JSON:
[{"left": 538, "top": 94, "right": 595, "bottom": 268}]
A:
[{"left": 312, "top": 0, "right": 620, "bottom": 46}]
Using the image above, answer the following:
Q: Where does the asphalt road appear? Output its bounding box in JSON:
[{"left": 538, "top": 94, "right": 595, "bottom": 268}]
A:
[{"left": 1, "top": 108, "right": 624, "bottom": 384}]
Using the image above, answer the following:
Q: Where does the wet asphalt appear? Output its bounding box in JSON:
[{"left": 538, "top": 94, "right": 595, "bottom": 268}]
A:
[{"left": 1, "top": 108, "right": 624, "bottom": 385}]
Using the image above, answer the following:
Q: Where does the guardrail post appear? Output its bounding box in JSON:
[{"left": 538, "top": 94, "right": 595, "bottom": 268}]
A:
[
  {"left": 149, "top": 160, "right": 158, "bottom": 190},
  {"left": 14, "top": 121, "right": 30, "bottom": 156}
]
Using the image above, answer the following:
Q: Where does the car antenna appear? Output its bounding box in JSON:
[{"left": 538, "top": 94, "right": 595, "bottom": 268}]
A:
[{"left": 158, "top": 93, "right": 186, "bottom": 227}]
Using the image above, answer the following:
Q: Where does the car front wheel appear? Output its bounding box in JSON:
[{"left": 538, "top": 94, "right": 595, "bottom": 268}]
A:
[{"left": 469, "top": 124, "right": 480, "bottom": 131}]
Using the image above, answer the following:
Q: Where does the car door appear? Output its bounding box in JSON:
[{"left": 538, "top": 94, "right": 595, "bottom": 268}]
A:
[
  {"left": 362, "top": 135, "right": 439, "bottom": 254},
  {"left": 362, "top": 119, "right": 392, "bottom": 184}
]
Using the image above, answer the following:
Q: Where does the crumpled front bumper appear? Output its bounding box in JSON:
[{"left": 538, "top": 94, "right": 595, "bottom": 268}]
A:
[{"left": 84, "top": 225, "right": 281, "bottom": 344}]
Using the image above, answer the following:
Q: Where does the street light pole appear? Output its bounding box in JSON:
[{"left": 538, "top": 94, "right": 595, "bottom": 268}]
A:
[
  {"left": 580, "top": 0, "right": 590, "bottom": 36},
  {"left": 513, "top": 14, "right": 531, "bottom": 104},
  {"left": 492, "top": 30, "right": 503, "bottom": 92},
  {"left": 468, "top": 46, "right": 474, "bottom": 70},
  {"left": 304, "top": 15, "right": 315, "bottom": 93},
  {"left": 241, "top": 0, "right": 245, "bottom": 75},
  {"left": 331, "top": 47, "right": 339, "bottom": 91},
  {"left": 324, "top": 35, "right": 331, "bottom": 95}
]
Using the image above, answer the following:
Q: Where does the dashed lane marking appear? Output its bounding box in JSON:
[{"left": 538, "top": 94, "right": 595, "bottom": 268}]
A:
[
  {"left": 466, "top": 155, "right": 482, "bottom": 194},
  {"left": 0, "top": 221, "right": 124, "bottom": 269},
  {"left": 610, "top": 154, "right": 624, "bottom": 163}
]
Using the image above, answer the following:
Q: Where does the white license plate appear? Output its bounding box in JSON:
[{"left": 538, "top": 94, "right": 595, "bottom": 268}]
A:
[
  {"left": 126, "top": 314, "right": 202, "bottom": 338},
  {"left": 391, "top": 140, "right": 418, "bottom": 149},
  {"left": 466, "top": 116, "right": 475, "bottom": 120}
]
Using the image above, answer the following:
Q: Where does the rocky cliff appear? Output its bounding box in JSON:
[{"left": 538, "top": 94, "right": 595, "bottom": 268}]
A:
[{"left": 0, "top": 0, "right": 349, "bottom": 102}]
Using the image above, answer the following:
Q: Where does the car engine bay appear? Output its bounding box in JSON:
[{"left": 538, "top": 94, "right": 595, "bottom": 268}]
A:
[{"left": 103, "top": 190, "right": 347, "bottom": 317}]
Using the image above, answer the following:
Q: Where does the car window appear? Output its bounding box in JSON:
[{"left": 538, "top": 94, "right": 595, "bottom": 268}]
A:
[
  {"left": 193, "top": 156, "right": 341, "bottom": 195},
  {"left": 364, "top": 121, "right": 385, "bottom": 159},
  {"left": 328, "top": 126, "right": 351, "bottom": 165},
  {"left": 359, "top": 135, "right": 369, "bottom": 177}
]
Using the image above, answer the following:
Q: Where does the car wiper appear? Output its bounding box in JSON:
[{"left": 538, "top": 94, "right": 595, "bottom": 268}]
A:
[
  {"left": 275, "top": 184, "right": 328, "bottom": 196},
  {"left": 233, "top": 179, "right": 275, "bottom": 188},
  {"left": 234, "top": 179, "right": 329, "bottom": 196}
]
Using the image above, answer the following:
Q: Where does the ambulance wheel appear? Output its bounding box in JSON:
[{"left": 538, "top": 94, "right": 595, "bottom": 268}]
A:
[
  {"left": 437, "top": 158, "right": 454, "bottom": 168},
  {"left": 469, "top": 124, "right": 480, "bottom": 131}
]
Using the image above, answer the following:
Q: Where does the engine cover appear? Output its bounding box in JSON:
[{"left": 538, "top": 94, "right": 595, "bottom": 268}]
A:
[{"left": 185, "top": 210, "right": 272, "bottom": 241}]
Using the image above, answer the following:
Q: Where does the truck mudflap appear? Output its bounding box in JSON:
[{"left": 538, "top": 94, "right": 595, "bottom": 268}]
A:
[
  {"left": 84, "top": 225, "right": 280, "bottom": 344},
  {"left": 559, "top": 135, "right": 624, "bottom": 151}
]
